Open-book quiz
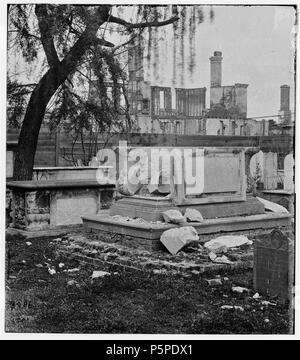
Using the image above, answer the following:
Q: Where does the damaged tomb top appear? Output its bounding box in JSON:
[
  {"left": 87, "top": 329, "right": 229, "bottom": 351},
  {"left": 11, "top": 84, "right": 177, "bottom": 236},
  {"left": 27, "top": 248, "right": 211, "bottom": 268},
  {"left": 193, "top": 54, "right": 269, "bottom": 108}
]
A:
[{"left": 82, "top": 146, "right": 292, "bottom": 250}]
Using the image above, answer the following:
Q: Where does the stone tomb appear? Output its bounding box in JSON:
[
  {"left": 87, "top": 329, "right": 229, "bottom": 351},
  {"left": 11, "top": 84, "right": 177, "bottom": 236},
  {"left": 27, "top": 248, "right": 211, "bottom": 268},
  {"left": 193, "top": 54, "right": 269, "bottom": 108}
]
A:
[
  {"left": 82, "top": 147, "right": 292, "bottom": 250},
  {"left": 7, "top": 180, "right": 115, "bottom": 230},
  {"left": 254, "top": 229, "right": 294, "bottom": 303}
]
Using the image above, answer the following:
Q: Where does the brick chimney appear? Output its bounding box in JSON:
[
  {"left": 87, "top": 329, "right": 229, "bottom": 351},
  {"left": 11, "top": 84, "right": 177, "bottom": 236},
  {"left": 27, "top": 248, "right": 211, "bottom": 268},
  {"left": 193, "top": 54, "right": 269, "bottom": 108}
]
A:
[
  {"left": 280, "top": 85, "right": 290, "bottom": 112},
  {"left": 279, "top": 85, "right": 291, "bottom": 124},
  {"left": 210, "top": 51, "right": 222, "bottom": 87}
]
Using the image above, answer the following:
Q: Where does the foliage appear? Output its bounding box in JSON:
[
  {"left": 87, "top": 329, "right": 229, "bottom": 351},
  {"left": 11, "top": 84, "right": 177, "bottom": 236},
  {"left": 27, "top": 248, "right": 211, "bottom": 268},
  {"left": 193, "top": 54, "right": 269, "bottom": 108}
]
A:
[{"left": 7, "top": 5, "right": 213, "bottom": 175}]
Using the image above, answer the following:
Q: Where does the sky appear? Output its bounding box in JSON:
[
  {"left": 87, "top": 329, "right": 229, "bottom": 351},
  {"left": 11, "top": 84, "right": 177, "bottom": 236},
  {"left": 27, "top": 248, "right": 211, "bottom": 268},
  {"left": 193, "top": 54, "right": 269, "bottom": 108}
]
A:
[{"left": 148, "top": 5, "right": 296, "bottom": 119}]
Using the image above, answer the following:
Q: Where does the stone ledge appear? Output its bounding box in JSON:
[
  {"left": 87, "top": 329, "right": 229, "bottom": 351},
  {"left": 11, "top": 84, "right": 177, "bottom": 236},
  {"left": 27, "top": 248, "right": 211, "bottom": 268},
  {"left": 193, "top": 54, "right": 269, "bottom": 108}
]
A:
[
  {"left": 82, "top": 212, "right": 292, "bottom": 241},
  {"left": 7, "top": 180, "right": 115, "bottom": 191}
]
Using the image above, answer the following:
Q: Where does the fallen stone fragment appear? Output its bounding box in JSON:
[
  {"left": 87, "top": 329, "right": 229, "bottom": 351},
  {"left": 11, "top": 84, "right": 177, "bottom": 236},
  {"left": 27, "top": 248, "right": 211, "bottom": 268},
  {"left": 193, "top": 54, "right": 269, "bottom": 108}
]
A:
[
  {"left": 162, "top": 210, "right": 186, "bottom": 224},
  {"left": 214, "top": 255, "right": 233, "bottom": 265},
  {"left": 232, "top": 286, "right": 250, "bottom": 294},
  {"left": 204, "top": 241, "right": 228, "bottom": 254},
  {"left": 261, "top": 300, "right": 277, "bottom": 307},
  {"left": 26, "top": 242, "right": 32, "bottom": 246},
  {"left": 66, "top": 268, "right": 80, "bottom": 273},
  {"left": 256, "top": 197, "right": 289, "bottom": 213},
  {"left": 91, "top": 270, "right": 111, "bottom": 279},
  {"left": 153, "top": 269, "right": 167, "bottom": 275},
  {"left": 184, "top": 208, "right": 204, "bottom": 222},
  {"left": 253, "top": 293, "right": 261, "bottom": 300},
  {"left": 58, "top": 263, "right": 65, "bottom": 269},
  {"left": 221, "top": 305, "right": 244, "bottom": 312},
  {"left": 264, "top": 318, "right": 270, "bottom": 323},
  {"left": 208, "top": 252, "right": 218, "bottom": 261},
  {"left": 48, "top": 268, "right": 56, "bottom": 276},
  {"left": 35, "top": 264, "right": 43, "bottom": 268},
  {"left": 52, "top": 238, "right": 62, "bottom": 243},
  {"left": 67, "top": 280, "right": 79, "bottom": 287},
  {"left": 191, "top": 270, "right": 200, "bottom": 275},
  {"left": 160, "top": 226, "right": 199, "bottom": 255},
  {"left": 206, "top": 278, "right": 223, "bottom": 286},
  {"left": 204, "top": 235, "right": 253, "bottom": 250}
]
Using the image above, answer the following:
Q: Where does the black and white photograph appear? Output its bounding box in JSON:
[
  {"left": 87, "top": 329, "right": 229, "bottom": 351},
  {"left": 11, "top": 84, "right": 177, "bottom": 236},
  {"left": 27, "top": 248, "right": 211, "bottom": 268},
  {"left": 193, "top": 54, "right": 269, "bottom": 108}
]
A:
[{"left": 1, "top": 0, "right": 298, "bottom": 340}]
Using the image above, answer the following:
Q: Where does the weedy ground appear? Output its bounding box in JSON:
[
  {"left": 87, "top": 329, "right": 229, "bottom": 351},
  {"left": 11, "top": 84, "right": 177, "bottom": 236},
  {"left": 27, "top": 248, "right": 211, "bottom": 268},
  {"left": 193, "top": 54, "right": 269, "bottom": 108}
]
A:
[{"left": 5, "top": 232, "right": 291, "bottom": 334}]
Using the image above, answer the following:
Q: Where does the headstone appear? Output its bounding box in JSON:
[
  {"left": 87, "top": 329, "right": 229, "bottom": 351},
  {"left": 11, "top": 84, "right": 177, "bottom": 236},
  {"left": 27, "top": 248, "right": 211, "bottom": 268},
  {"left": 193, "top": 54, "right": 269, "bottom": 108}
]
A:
[
  {"left": 254, "top": 229, "right": 294, "bottom": 303},
  {"left": 284, "top": 154, "right": 294, "bottom": 191},
  {"left": 6, "top": 151, "right": 14, "bottom": 178},
  {"left": 263, "top": 152, "right": 278, "bottom": 190},
  {"left": 250, "top": 150, "right": 264, "bottom": 180}
]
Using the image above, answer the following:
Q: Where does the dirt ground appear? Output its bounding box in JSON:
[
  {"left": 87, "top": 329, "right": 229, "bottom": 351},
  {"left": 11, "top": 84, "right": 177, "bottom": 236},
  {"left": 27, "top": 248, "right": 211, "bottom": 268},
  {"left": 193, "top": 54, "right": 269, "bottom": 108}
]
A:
[{"left": 5, "top": 232, "right": 291, "bottom": 334}]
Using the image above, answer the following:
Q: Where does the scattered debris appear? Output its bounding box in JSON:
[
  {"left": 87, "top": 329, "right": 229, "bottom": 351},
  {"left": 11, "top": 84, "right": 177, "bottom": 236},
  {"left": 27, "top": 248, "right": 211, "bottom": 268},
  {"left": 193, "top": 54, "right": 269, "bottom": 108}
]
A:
[
  {"left": 160, "top": 226, "right": 199, "bottom": 255},
  {"left": 48, "top": 268, "right": 56, "bottom": 276},
  {"left": 221, "top": 305, "right": 245, "bottom": 312},
  {"left": 91, "top": 270, "right": 111, "bottom": 279},
  {"left": 214, "top": 255, "right": 233, "bottom": 265},
  {"left": 162, "top": 210, "right": 186, "bottom": 224},
  {"left": 256, "top": 197, "right": 289, "bottom": 213},
  {"left": 206, "top": 278, "right": 223, "bottom": 286},
  {"left": 204, "top": 241, "right": 228, "bottom": 255},
  {"left": 66, "top": 268, "right": 80, "bottom": 273},
  {"left": 184, "top": 208, "right": 204, "bottom": 223},
  {"left": 153, "top": 269, "right": 167, "bottom": 275},
  {"left": 232, "top": 286, "right": 250, "bottom": 294},
  {"left": 67, "top": 280, "right": 79, "bottom": 287},
  {"left": 204, "top": 235, "right": 253, "bottom": 250},
  {"left": 261, "top": 300, "right": 277, "bottom": 307},
  {"left": 208, "top": 252, "right": 218, "bottom": 261},
  {"left": 253, "top": 293, "right": 261, "bottom": 300}
]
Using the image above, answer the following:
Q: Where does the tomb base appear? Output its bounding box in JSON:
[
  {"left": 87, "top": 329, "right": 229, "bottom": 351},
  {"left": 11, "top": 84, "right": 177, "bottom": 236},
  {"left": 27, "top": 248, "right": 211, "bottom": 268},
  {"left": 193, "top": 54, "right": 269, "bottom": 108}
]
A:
[
  {"left": 82, "top": 212, "right": 292, "bottom": 251},
  {"left": 109, "top": 195, "right": 265, "bottom": 222}
]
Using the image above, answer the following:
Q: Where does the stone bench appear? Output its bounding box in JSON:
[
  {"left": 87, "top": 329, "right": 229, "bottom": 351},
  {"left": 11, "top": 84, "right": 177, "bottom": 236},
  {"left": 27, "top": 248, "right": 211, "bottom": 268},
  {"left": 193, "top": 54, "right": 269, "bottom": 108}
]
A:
[{"left": 7, "top": 180, "right": 115, "bottom": 230}]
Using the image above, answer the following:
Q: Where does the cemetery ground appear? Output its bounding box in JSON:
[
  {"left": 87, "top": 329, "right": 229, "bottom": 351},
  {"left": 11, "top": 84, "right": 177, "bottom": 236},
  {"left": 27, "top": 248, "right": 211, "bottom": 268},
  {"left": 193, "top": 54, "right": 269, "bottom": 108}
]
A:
[{"left": 5, "top": 231, "right": 291, "bottom": 334}]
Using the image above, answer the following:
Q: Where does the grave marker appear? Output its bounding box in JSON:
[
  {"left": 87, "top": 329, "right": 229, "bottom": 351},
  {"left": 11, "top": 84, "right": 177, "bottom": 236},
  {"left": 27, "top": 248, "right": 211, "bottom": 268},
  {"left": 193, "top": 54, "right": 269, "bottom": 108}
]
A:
[{"left": 254, "top": 229, "right": 294, "bottom": 303}]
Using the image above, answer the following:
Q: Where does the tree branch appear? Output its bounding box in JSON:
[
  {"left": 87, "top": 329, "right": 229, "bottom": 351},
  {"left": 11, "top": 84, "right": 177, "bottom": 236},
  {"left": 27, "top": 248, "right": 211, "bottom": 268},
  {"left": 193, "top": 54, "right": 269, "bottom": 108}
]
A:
[
  {"left": 108, "top": 15, "right": 179, "bottom": 29},
  {"left": 35, "top": 4, "right": 60, "bottom": 68},
  {"left": 112, "top": 33, "right": 137, "bottom": 54}
]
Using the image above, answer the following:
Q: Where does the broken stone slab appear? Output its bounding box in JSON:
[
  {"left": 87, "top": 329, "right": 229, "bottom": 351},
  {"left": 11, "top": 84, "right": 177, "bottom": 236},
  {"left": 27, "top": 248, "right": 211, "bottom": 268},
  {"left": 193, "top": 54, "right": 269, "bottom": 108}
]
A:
[
  {"left": 256, "top": 197, "right": 290, "bottom": 213},
  {"left": 232, "top": 286, "right": 250, "bottom": 294},
  {"left": 206, "top": 278, "right": 223, "bottom": 286},
  {"left": 213, "top": 255, "right": 233, "bottom": 265},
  {"left": 221, "top": 305, "right": 245, "bottom": 312},
  {"left": 204, "top": 241, "right": 228, "bottom": 255},
  {"left": 162, "top": 210, "right": 186, "bottom": 224},
  {"left": 91, "top": 270, "right": 111, "bottom": 279},
  {"left": 160, "top": 226, "right": 199, "bottom": 255},
  {"left": 204, "top": 235, "right": 253, "bottom": 251},
  {"left": 184, "top": 208, "right": 204, "bottom": 222}
]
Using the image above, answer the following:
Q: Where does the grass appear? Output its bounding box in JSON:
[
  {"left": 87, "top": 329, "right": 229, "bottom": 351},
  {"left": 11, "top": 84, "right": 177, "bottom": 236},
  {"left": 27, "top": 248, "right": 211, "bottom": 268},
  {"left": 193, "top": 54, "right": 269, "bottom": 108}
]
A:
[{"left": 5, "top": 232, "right": 291, "bottom": 334}]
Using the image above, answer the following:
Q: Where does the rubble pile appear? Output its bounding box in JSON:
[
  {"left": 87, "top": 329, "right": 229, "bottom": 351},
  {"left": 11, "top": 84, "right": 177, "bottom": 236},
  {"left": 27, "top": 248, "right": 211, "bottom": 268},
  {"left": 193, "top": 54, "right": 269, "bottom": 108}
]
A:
[{"left": 56, "top": 231, "right": 254, "bottom": 275}]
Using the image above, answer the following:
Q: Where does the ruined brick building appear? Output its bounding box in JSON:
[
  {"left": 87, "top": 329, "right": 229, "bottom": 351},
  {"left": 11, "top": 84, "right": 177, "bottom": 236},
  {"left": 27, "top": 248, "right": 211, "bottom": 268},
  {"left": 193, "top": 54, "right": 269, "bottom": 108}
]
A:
[
  {"left": 122, "top": 44, "right": 272, "bottom": 136},
  {"left": 89, "top": 43, "right": 294, "bottom": 136}
]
